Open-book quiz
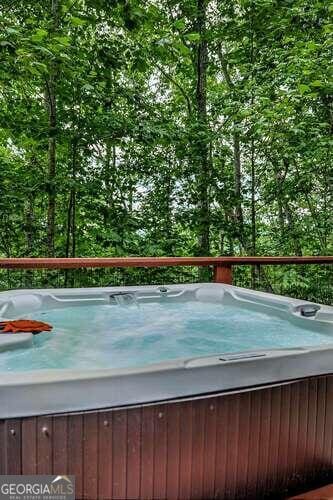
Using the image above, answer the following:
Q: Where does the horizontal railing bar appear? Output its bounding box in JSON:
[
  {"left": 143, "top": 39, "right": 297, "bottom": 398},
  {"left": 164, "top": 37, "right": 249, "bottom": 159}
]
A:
[{"left": 0, "top": 256, "right": 332, "bottom": 269}]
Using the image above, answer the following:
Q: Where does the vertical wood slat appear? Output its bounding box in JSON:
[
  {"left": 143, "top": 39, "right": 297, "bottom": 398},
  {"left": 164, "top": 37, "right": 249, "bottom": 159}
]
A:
[
  {"left": 83, "top": 413, "right": 98, "bottom": 499},
  {"left": 323, "top": 376, "right": 333, "bottom": 469},
  {"left": 203, "top": 398, "right": 217, "bottom": 499},
  {"left": 126, "top": 408, "right": 142, "bottom": 500},
  {"left": 112, "top": 409, "right": 127, "bottom": 500},
  {"left": 97, "top": 412, "right": 113, "bottom": 500},
  {"left": 215, "top": 393, "right": 229, "bottom": 498},
  {"left": 37, "top": 416, "right": 53, "bottom": 474},
  {"left": 153, "top": 405, "right": 168, "bottom": 500},
  {"left": 314, "top": 378, "right": 327, "bottom": 473},
  {"left": 246, "top": 388, "right": 262, "bottom": 499},
  {"left": 53, "top": 415, "right": 67, "bottom": 474},
  {"left": 296, "top": 379, "right": 309, "bottom": 480},
  {"left": 225, "top": 394, "right": 240, "bottom": 499},
  {"left": 67, "top": 415, "right": 83, "bottom": 499},
  {"left": 140, "top": 406, "right": 154, "bottom": 500},
  {"left": 288, "top": 381, "right": 301, "bottom": 484},
  {"left": 22, "top": 417, "right": 37, "bottom": 474},
  {"left": 306, "top": 378, "right": 318, "bottom": 479},
  {"left": 277, "top": 384, "right": 291, "bottom": 490},
  {"left": 0, "top": 420, "right": 5, "bottom": 474},
  {"left": 190, "top": 399, "right": 206, "bottom": 499},
  {"left": 5, "top": 419, "right": 21, "bottom": 474},
  {"left": 0, "top": 375, "right": 332, "bottom": 500},
  {"left": 268, "top": 386, "right": 282, "bottom": 494},
  {"left": 178, "top": 401, "right": 193, "bottom": 500},
  {"left": 236, "top": 391, "right": 251, "bottom": 499},
  {"left": 166, "top": 403, "right": 181, "bottom": 500},
  {"left": 257, "top": 388, "right": 272, "bottom": 494}
]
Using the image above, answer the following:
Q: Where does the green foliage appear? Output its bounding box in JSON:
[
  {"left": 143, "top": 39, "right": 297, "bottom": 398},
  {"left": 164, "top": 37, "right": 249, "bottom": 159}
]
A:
[{"left": 0, "top": 0, "right": 331, "bottom": 300}]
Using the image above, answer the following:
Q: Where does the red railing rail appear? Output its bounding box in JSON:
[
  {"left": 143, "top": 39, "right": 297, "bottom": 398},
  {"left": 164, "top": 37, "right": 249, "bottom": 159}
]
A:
[{"left": 0, "top": 256, "right": 332, "bottom": 284}]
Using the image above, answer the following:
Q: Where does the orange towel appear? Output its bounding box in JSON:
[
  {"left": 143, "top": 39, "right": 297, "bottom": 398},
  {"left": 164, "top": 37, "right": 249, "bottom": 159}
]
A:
[{"left": 0, "top": 319, "right": 53, "bottom": 333}]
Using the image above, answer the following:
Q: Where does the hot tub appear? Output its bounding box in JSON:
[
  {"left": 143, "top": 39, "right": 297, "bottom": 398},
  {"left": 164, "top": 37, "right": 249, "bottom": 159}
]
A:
[
  {"left": 0, "top": 283, "right": 332, "bottom": 418},
  {"left": 0, "top": 283, "right": 332, "bottom": 499}
]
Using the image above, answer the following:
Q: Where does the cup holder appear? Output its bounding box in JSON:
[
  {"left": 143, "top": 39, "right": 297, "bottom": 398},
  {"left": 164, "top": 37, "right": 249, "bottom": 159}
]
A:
[{"left": 298, "top": 304, "right": 320, "bottom": 318}]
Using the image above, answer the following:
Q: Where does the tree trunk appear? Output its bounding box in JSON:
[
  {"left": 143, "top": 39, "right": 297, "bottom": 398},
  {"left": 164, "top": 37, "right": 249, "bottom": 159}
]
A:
[
  {"left": 65, "top": 193, "right": 72, "bottom": 259},
  {"left": 217, "top": 44, "right": 244, "bottom": 247},
  {"left": 25, "top": 197, "right": 35, "bottom": 255},
  {"left": 104, "top": 141, "right": 116, "bottom": 224},
  {"left": 64, "top": 137, "right": 77, "bottom": 287},
  {"left": 284, "top": 202, "right": 302, "bottom": 255},
  {"left": 233, "top": 131, "right": 244, "bottom": 233},
  {"left": 250, "top": 138, "right": 257, "bottom": 288},
  {"left": 195, "top": 0, "right": 210, "bottom": 265},
  {"left": 46, "top": 0, "right": 59, "bottom": 256},
  {"left": 163, "top": 156, "right": 174, "bottom": 254},
  {"left": 65, "top": 137, "right": 78, "bottom": 259}
]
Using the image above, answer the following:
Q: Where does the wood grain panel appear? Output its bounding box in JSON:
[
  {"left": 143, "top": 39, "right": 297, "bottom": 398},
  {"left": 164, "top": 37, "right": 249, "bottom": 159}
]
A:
[
  {"left": 277, "top": 384, "right": 292, "bottom": 489},
  {"left": 67, "top": 414, "right": 83, "bottom": 498},
  {"left": 306, "top": 378, "right": 318, "bottom": 479},
  {"left": 214, "top": 393, "right": 229, "bottom": 498},
  {"left": 0, "top": 375, "right": 332, "bottom": 500},
  {"left": 166, "top": 403, "right": 181, "bottom": 500},
  {"left": 268, "top": 386, "right": 282, "bottom": 493},
  {"left": 236, "top": 391, "right": 251, "bottom": 498},
  {"left": 314, "top": 378, "right": 327, "bottom": 473},
  {"left": 22, "top": 417, "right": 37, "bottom": 474},
  {"left": 52, "top": 415, "right": 67, "bottom": 474},
  {"left": 97, "top": 412, "right": 113, "bottom": 500},
  {"left": 0, "top": 419, "right": 5, "bottom": 474},
  {"left": 296, "top": 379, "right": 309, "bottom": 479},
  {"left": 225, "top": 394, "right": 240, "bottom": 499},
  {"left": 288, "top": 381, "right": 301, "bottom": 487},
  {"left": 126, "top": 408, "right": 142, "bottom": 500},
  {"left": 83, "top": 413, "right": 98, "bottom": 499},
  {"left": 153, "top": 405, "right": 168, "bottom": 500},
  {"left": 37, "top": 416, "right": 53, "bottom": 474},
  {"left": 324, "top": 377, "right": 333, "bottom": 468},
  {"left": 257, "top": 388, "right": 272, "bottom": 495},
  {"left": 246, "top": 388, "right": 262, "bottom": 499},
  {"left": 203, "top": 398, "right": 217, "bottom": 499},
  {"left": 190, "top": 399, "right": 205, "bottom": 499},
  {"left": 112, "top": 410, "right": 127, "bottom": 500},
  {"left": 4, "top": 419, "right": 21, "bottom": 474},
  {"left": 178, "top": 401, "right": 193, "bottom": 500},
  {"left": 140, "top": 406, "right": 154, "bottom": 500}
]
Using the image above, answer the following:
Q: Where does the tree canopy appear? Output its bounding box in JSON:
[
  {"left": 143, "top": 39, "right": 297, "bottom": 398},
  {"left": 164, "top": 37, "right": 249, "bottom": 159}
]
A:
[{"left": 0, "top": 0, "right": 331, "bottom": 265}]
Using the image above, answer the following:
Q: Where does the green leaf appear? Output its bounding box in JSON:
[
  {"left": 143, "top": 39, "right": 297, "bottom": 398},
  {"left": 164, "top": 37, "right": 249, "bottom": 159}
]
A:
[
  {"left": 310, "top": 80, "right": 324, "bottom": 88},
  {"left": 70, "top": 16, "right": 87, "bottom": 26},
  {"left": 0, "top": 41, "right": 15, "bottom": 48},
  {"left": 174, "top": 18, "right": 186, "bottom": 30},
  {"left": 174, "top": 41, "right": 191, "bottom": 56},
  {"left": 184, "top": 32, "right": 200, "bottom": 42},
  {"left": 82, "top": 83, "right": 94, "bottom": 91},
  {"left": 298, "top": 84, "right": 310, "bottom": 94},
  {"left": 53, "top": 35, "right": 70, "bottom": 46},
  {"left": 5, "top": 27, "right": 19, "bottom": 34},
  {"left": 31, "top": 29, "right": 48, "bottom": 42}
]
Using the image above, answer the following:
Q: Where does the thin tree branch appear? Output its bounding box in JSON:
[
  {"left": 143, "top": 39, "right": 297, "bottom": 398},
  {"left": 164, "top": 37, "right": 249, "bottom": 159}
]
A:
[{"left": 155, "top": 63, "right": 192, "bottom": 116}]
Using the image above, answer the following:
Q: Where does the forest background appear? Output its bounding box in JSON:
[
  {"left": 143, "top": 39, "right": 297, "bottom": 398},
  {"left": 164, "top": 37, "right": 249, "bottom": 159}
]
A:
[{"left": 0, "top": 0, "right": 332, "bottom": 300}]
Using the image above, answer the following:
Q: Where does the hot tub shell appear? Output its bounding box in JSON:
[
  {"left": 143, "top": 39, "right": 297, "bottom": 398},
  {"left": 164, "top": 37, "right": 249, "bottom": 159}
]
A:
[
  {"left": 0, "top": 284, "right": 332, "bottom": 499},
  {"left": 0, "top": 283, "right": 332, "bottom": 419}
]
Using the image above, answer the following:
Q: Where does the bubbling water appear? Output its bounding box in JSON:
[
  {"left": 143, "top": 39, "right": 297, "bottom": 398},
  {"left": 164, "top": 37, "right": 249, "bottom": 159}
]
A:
[{"left": 0, "top": 301, "right": 331, "bottom": 372}]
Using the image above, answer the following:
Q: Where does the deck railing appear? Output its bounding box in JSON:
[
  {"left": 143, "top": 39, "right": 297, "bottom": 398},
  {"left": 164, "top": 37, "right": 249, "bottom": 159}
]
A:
[{"left": 0, "top": 256, "right": 332, "bottom": 304}]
